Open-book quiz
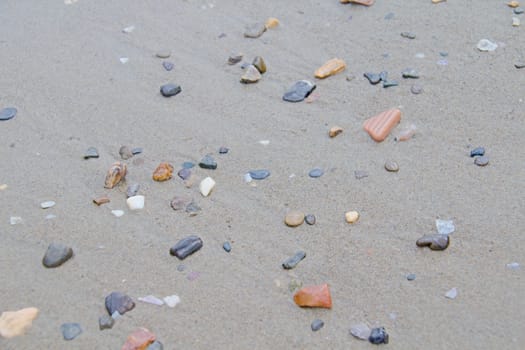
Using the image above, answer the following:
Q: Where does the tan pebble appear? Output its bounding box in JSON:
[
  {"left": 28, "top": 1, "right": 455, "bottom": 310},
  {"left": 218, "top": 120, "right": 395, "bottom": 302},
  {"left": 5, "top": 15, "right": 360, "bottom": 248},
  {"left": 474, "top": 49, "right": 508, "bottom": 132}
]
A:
[
  {"left": 0, "top": 307, "right": 39, "bottom": 338},
  {"left": 285, "top": 210, "right": 305, "bottom": 227},
  {"left": 384, "top": 160, "right": 399, "bottom": 172},
  {"left": 0, "top": 184, "right": 7, "bottom": 190},
  {"left": 152, "top": 162, "right": 174, "bottom": 181},
  {"left": 329, "top": 126, "right": 343, "bottom": 138},
  {"left": 240, "top": 65, "right": 262, "bottom": 83},
  {"left": 314, "top": 58, "right": 346, "bottom": 79},
  {"left": 345, "top": 211, "right": 359, "bottom": 223},
  {"left": 104, "top": 162, "right": 127, "bottom": 189},
  {"left": 265, "top": 17, "right": 280, "bottom": 29},
  {"left": 508, "top": 1, "right": 520, "bottom": 8},
  {"left": 93, "top": 197, "right": 110, "bottom": 206}
]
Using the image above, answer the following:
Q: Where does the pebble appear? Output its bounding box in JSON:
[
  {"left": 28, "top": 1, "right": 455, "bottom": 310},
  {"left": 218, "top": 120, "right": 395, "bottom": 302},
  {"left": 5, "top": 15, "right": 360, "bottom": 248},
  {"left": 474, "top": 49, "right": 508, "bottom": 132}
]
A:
[
  {"left": 199, "top": 155, "right": 217, "bottom": 169},
  {"left": 407, "top": 273, "right": 416, "bottom": 281},
  {"left": 105, "top": 292, "right": 135, "bottom": 316},
  {"left": 10, "top": 216, "right": 22, "bottom": 225},
  {"left": 314, "top": 58, "right": 346, "bottom": 79},
  {"left": 223, "top": 241, "right": 232, "bottom": 252},
  {"left": 0, "top": 307, "right": 39, "bottom": 338},
  {"left": 515, "top": 7, "right": 524, "bottom": 14},
  {"left": 436, "top": 219, "right": 455, "bottom": 235},
  {"left": 163, "top": 295, "right": 181, "bottom": 308},
  {"left": 98, "top": 315, "right": 114, "bottom": 330},
  {"left": 248, "top": 169, "right": 270, "bottom": 180},
  {"left": 177, "top": 168, "right": 192, "bottom": 180},
  {"left": 506, "top": 262, "right": 520, "bottom": 269},
  {"left": 119, "top": 145, "right": 133, "bottom": 160},
  {"left": 369, "top": 327, "right": 389, "bottom": 344},
  {"left": 199, "top": 177, "right": 216, "bottom": 197},
  {"left": 474, "top": 155, "right": 489, "bottom": 166},
  {"left": 126, "top": 183, "right": 140, "bottom": 197},
  {"left": 127, "top": 195, "right": 145, "bottom": 210},
  {"left": 122, "top": 328, "right": 156, "bottom": 349},
  {"left": 138, "top": 295, "right": 164, "bottom": 306},
  {"left": 515, "top": 61, "right": 525, "bottom": 68},
  {"left": 162, "top": 61, "right": 174, "bottom": 71},
  {"left": 293, "top": 284, "right": 332, "bottom": 308},
  {"left": 122, "top": 25, "right": 135, "bottom": 33},
  {"left": 219, "top": 146, "right": 229, "bottom": 154},
  {"left": 508, "top": 1, "right": 520, "bottom": 8},
  {"left": 153, "top": 162, "right": 174, "bottom": 181},
  {"left": 244, "top": 22, "right": 267, "bottom": 38},
  {"left": 244, "top": 173, "right": 252, "bottom": 183},
  {"left": 383, "top": 80, "right": 399, "bottom": 88},
  {"left": 477, "top": 39, "right": 498, "bottom": 52},
  {"left": 42, "top": 243, "right": 73, "bottom": 268},
  {"left": 341, "top": 0, "right": 374, "bottom": 5},
  {"left": 111, "top": 210, "right": 124, "bottom": 217},
  {"left": 160, "top": 83, "right": 181, "bottom": 97},
  {"left": 402, "top": 68, "right": 419, "bottom": 78},
  {"left": 228, "top": 53, "right": 243, "bottom": 65},
  {"left": 0, "top": 107, "right": 17, "bottom": 121},
  {"left": 61, "top": 323, "right": 82, "bottom": 340},
  {"left": 354, "top": 170, "right": 368, "bottom": 179},
  {"left": 308, "top": 168, "right": 324, "bottom": 178},
  {"left": 445, "top": 287, "right": 458, "bottom": 299},
  {"left": 252, "top": 56, "right": 267, "bottom": 74},
  {"left": 148, "top": 340, "right": 164, "bottom": 350},
  {"left": 240, "top": 65, "right": 262, "bottom": 83},
  {"left": 384, "top": 160, "right": 399, "bottom": 172},
  {"left": 282, "top": 80, "right": 316, "bottom": 102},
  {"left": 416, "top": 234, "right": 450, "bottom": 250},
  {"left": 350, "top": 323, "right": 371, "bottom": 340},
  {"left": 170, "top": 235, "right": 203, "bottom": 260},
  {"left": 84, "top": 147, "right": 99, "bottom": 159},
  {"left": 40, "top": 200, "right": 56, "bottom": 209},
  {"left": 182, "top": 161, "right": 195, "bottom": 169},
  {"left": 285, "top": 210, "right": 305, "bottom": 227},
  {"left": 185, "top": 201, "right": 201, "bottom": 216},
  {"left": 119, "top": 57, "right": 129, "bottom": 64},
  {"left": 305, "top": 214, "right": 316, "bottom": 225},
  {"left": 329, "top": 126, "right": 343, "bottom": 138},
  {"left": 265, "top": 17, "right": 280, "bottom": 29},
  {"left": 345, "top": 211, "right": 360, "bottom": 224},
  {"left": 104, "top": 162, "right": 127, "bottom": 189},
  {"left": 401, "top": 31, "right": 416, "bottom": 39},
  {"left": 282, "top": 251, "right": 306, "bottom": 269},
  {"left": 363, "top": 108, "right": 401, "bottom": 142},
  {"left": 311, "top": 319, "right": 324, "bottom": 332},
  {"left": 131, "top": 147, "right": 143, "bottom": 155},
  {"left": 512, "top": 17, "right": 520, "bottom": 26},
  {"left": 156, "top": 51, "right": 171, "bottom": 58},
  {"left": 411, "top": 84, "right": 423, "bottom": 94},
  {"left": 364, "top": 72, "right": 381, "bottom": 84},
  {"left": 468, "top": 146, "right": 486, "bottom": 157},
  {"left": 170, "top": 196, "right": 190, "bottom": 210}
]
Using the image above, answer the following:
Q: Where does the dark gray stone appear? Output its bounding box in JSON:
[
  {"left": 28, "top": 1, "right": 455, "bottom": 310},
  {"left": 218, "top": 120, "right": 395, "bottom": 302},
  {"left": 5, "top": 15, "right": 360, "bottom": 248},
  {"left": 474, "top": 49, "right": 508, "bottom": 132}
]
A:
[
  {"left": 219, "top": 146, "right": 229, "bottom": 154},
  {"left": 223, "top": 241, "right": 232, "bottom": 253},
  {"left": 249, "top": 169, "right": 270, "bottom": 180},
  {"left": 105, "top": 292, "right": 135, "bottom": 316},
  {"left": 0, "top": 107, "right": 17, "bottom": 121},
  {"left": 170, "top": 235, "right": 203, "bottom": 260},
  {"left": 282, "top": 251, "right": 306, "bottom": 269},
  {"left": 311, "top": 319, "right": 324, "bottom": 332},
  {"left": 178, "top": 168, "right": 191, "bottom": 180},
  {"left": 364, "top": 72, "right": 381, "bottom": 84},
  {"left": 98, "top": 315, "right": 114, "bottom": 330},
  {"left": 282, "top": 80, "right": 316, "bottom": 102},
  {"left": 199, "top": 155, "right": 217, "bottom": 169},
  {"left": 162, "top": 61, "right": 174, "bottom": 71},
  {"left": 383, "top": 80, "right": 399, "bottom": 88},
  {"left": 514, "top": 7, "right": 524, "bottom": 14},
  {"left": 474, "top": 156, "right": 489, "bottom": 166},
  {"left": 402, "top": 68, "right": 419, "bottom": 79},
  {"left": 147, "top": 341, "right": 164, "bottom": 350},
  {"left": 61, "top": 323, "right": 82, "bottom": 340},
  {"left": 308, "top": 168, "right": 324, "bottom": 178},
  {"left": 84, "top": 147, "right": 99, "bottom": 159},
  {"left": 369, "top": 327, "right": 389, "bottom": 344},
  {"left": 305, "top": 214, "right": 316, "bottom": 225},
  {"left": 470, "top": 147, "right": 485, "bottom": 157},
  {"left": 42, "top": 243, "right": 73, "bottom": 268},
  {"left": 401, "top": 31, "right": 416, "bottom": 39},
  {"left": 131, "top": 147, "right": 143, "bottom": 155},
  {"left": 126, "top": 183, "right": 140, "bottom": 198},
  {"left": 416, "top": 234, "right": 450, "bottom": 251},
  {"left": 160, "top": 84, "right": 181, "bottom": 97},
  {"left": 407, "top": 273, "right": 416, "bottom": 281}
]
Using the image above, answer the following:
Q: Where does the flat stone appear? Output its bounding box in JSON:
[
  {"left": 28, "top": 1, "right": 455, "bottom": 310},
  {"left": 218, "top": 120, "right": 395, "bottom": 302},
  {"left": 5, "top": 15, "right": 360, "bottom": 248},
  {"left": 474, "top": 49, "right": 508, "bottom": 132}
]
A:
[
  {"left": 0, "top": 307, "right": 39, "bottom": 338},
  {"left": 84, "top": 147, "right": 99, "bottom": 159},
  {"left": 40, "top": 200, "right": 56, "bottom": 209},
  {"left": 311, "top": 319, "right": 324, "bottom": 331},
  {"left": 384, "top": 160, "right": 399, "bottom": 172},
  {"left": 105, "top": 292, "right": 135, "bottom": 316},
  {"left": 61, "top": 323, "right": 82, "bottom": 340},
  {"left": 153, "top": 162, "right": 174, "bottom": 181},
  {"left": 515, "top": 60, "right": 525, "bottom": 68},
  {"left": 416, "top": 234, "right": 450, "bottom": 250},
  {"left": 329, "top": 126, "right": 343, "bottom": 138},
  {"left": 474, "top": 156, "right": 489, "bottom": 166},
  {"left": 364, "top": 72, "right": 381, "bottom": 84},
  {"left": 138, "top": 295, "right": 164, "bottom": 306},
  {"left": 363, "top": 108, "right": 401, "bottom": 142},
  {"left": 185, "top": 201, "right": 201, "bottom": 216},
  {"left": 350, "top": 323, "right": 371, "bottom": 340},
  {"left": 219, "top": 146, "right": 229, "bottom": 154},
  {"left": 163, "top": 295, "right": 181, "bottom": 307},
  {"left": 285, "top": 210, "right": 305, "bottom": 227},
  {"left": 402, "top": 68, "right": 419, "bottom": 78},
  {"left": 401, "top": 31, "right": 416, "bottom": 39},
  {"left": 98, "top": 315, "right": 114, "bottom": 330},
  {"left": 228, "top": 53, "right": 243, "bottom": 65},
  {"left": 508, "top": 1, "right": 520, "bottom": 8},
  {"left": 170, "top": 235, "right": 203, "bottom": 260},
  {"left": 0, "top": 107, "right": 17, "bottom": 121},
  {"left": 293, "top": 284, "right": 332, "bottom": 308},
  {"left": 122, "top": 328, "right": 156, "bottom": 350},
  {"left": 42, "top": 243, "right": 73, "bottom": 268},
  {"left": 249, "top": 169, "right": 270, "bottom": 180},
  {"left": 199, "top": 155, "right": 217, "bottom": 169},
  {"left": 126, "top": 183, "right": 140, "bottom": 197},
  {"left": 308, "top": 168, "right": 324, "bottom": 178},
  {"left": 131, "top": 147, "right": 143, "bottom": 155},
  {"left": 170, "top": 196, "right": 191, "bottom": 210},
  {"left": 305, "top": 214, "right": 316, "bottom": 225},
  {"left": 240, "top": 65, "right": 261, "bottom": 83},
  {"left": 156, "top": 51, "right": 171, "bottom": 58},
  {"left": 369, "top": 327, "right": 389, "bottom": 344},
  {"left": 223, "top": 241, "right": 232, "bottom": 253},
  {"left": 148, "top": 340, "right": 164, "bottom": 350},
  {"left": 407, "top": 273, "right": 416, "bottom": 281},
  {"left": 119, "top": 145, "right": 133, "bottom": 160},
  {"left": 177, "top": 168, "right": 192, "bottom": 180},
  {"left": 244, "top": 22, "right": 267, "bottom": 38},
  {"left": 104, "top": 162, "right": 127, "bottom": 189},
  {"left": 411, "top": 84, "right": 423, "bottom": 94},
  {"left": 314, "top": 58, "right": 346, "bottom": 79},
  {"left": 383, "top": 80, "right": 399, "bottom": 88},
  {"left": 477, "top": 39, "right": 498, "bottom": 52},
  {"left": 160, "top": 83, "right": 181, "bottom": 97},
  {"left": 515, "top": 7, "right": 525, "bottom": 14},
  {"left": 512, "top": 17, "right": 520, "bottom": 26},
  {"left": 162, "top": 61, "right": 174, "bottom": 71},
  {"left": 354, "top": 170, "right": 368, "bottom": 179},
  {"left": 252, "top": 56, "right": 267, "bottom": 74},
  {"left": 283, "top": 80, "right": 316, "bottom": 102},
  {"left": 470, "top": 147, "right": 485, "bottom": 157},
  {"left": 282, "top": 251, "right": 306, "bottom": 269}
]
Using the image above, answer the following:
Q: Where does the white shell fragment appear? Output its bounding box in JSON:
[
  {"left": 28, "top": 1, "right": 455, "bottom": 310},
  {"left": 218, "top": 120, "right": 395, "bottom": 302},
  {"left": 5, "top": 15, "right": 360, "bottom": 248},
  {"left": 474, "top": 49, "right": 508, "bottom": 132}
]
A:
[
  {"left": 512, "top": 17, "right": 520, "bottom": 27},
  {"left": 199, "top": 177, "right": 216, "bottom": 197},
  {"left": 126, "top": 195, "right": 145, "bottom": 210},
  {"left": 119, "top": 57, "right": 129, "bottom": 64},
  {"left": 436, "top": 219, "right": 455, "bottom": 235},
  {"left": 40, "top": 201, "right": 56, "bottom": 209},
  {"left": 163, "top": 295, "right": 181, "bottom": 308},
  {"left": 138, "top": 295, "right": 164, "bottom": 306},
  {"left": 111, "top": 210, "right": 124, "bottom": 217},
  {"left": 477, "top": 39, "right": 498, "bottom": 52},
  {"left": 445, "top": 287, "right": 458, "bottom": 299}
]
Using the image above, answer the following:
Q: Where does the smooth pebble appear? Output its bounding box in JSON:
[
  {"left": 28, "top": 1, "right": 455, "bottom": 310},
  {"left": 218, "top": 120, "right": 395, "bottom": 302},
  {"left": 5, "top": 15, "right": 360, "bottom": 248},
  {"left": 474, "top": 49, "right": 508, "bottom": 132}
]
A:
[
  {"left": 160, "top": 84, "right": 181, "bottom": 97},
  {"left": 285, "top": 210, "right": 305, "bottom": 227},
  {"left": 308, "top": 168, "right": 324, "bottom": 178},
  {"left": 384, "top": 160, "right": 399, "bottom": 172},
  {"left": 311, "top": 319, "right": 324, "bottom": 332},
  {"left": 42, "top": 243, "right": 73, "bottom": 268},
  {"left": 248, "top": 169, "right": 270, "bottom": 180},
  {"left": 40, "top": 201, "right": 56, "bottom": 209},
  {"left": 223, "top": 241, "right": 232, "bottom": 252},
  {"left": 84, "top": 147, "right": 99, "bottom": 159},
  {"left": 61, "top": 323, "right": 82, "bottom": 341},
  {"left": 474, "top": 155, "right": 489, "bottom": 166},
  {"left": 305, "top": 214, "right": 316, "bottom": 225},
  {"left": 199, "top": 177, "right": 216, "bottom": 197},
  {"left": 0, "top": 107, "right": 17, "bottom": 121}
]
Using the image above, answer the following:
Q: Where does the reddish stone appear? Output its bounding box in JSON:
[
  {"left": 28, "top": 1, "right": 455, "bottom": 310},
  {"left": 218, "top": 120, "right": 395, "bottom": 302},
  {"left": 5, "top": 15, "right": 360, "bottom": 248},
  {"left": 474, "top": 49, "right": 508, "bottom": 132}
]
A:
[
  {"left": 121, "top": 328, "right": 156, "bottom": 350},
  {"left": 363, "top": 108, "right": 401, "bottom": 142},
  {"left": 293, "top": 284, "right": 332, "bottom": 308}
]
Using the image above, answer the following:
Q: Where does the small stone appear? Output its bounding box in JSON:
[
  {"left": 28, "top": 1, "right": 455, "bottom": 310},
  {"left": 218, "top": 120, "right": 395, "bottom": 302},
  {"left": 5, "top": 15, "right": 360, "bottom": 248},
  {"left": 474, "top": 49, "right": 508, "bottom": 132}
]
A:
[
  {"left": 345, "top": 211, "right": 359, "bottom": 224},
  {"left": 0, "top": 107, "right": 17, "bottom": 121},
  {"left": 512, "top": 17, "right": 520, "bottom": 26},
  {"left": 40, "top": 200, "right": 56, "bottom": 209},
  {"left": 354, "top": 170, "right": 368, "bottom": 179},
  {"left": 130, "top": 147, "right": 142, "bottom": 156},
  {"left": 104, "top": 162, "right": 127, "bottom": 189},
  {"left": 122, "top": 328, "right": 156, "bottom": 350},
  {"left": 293, "top": 284, "right": 332, "bottom": 308},
  {"left": 265, "top": 17, "right": 280, "bottom": 29},
  {"left": 508, "top": 1, "right": 520, "bottom": 8},
  {"left": 160, "top": 83, "right": 181, "bottom": 97},
  {"left": 383, "top": 80, "right": 399, "bottom": 88},
  {"left": 162, "top": 61, "right": 174, "bottom": 71},
  {"left": 514, "top": 7, "right": 524, "bottom": 14},
  {"left": 93, "top": 197, "right": 110, "bottom": 206},
  {"left": 283, "top": 80, "right": 316, "bottom": 102},
  {"left": 119, "top": 57, "right": 129, "bottom": 64},
  {"left": 138, "top": 295, "right": 164, "bottom": 306},
  {"left": 305, "top": 214, "right": 316, "bottom": 225},
  {"left": 175, "top": 168, "right": 190, "bottom": 181},
  {"left": 364, "top": 72, "right": 381, "bottom": 84},
  {"left": 42, "top": 243, "right": 73, "bottom": 268},
  {"left": 170, "top": 196, "right": 191, "bottom": 210},
  {"left": 350, "top": 323, "right": 371, "bottom": 340},
  {"left": 384, "top": 160, "right": 399, "bottom": 172},
  {"left": 240, "top": 65, "right": 261, "bottom": 83},
  {"left": 248, "top": 169, "right": 270, "bottom": 180},
  {"left": 308, "top": 168, "right": 324, "bottom": 178},
  {"left": 10, "top": 216, "right": 22, "bottom": 225},
  {"left": 514, "top": 60, "right": 525, "bottom": 69},
  {"left": 311, "top": 319, "right": 324, "bottom": 332},
  {"left": 282, "top": 251, "right": 306, "bottom": 269},
  {"left": 185, "top": 201, "right": 201, "bottom": 216},
  {"left": 285, "top": 210, "right": 305, "bottom": 227},
  {"left": 401, "top": 31, "right": 416, "bottom": 39},
  {"left": 369, "top": 327, "right": 389, "bottom": 344},
  {"left": 407, "top": 273, "right": 416, "bottom": 281},
  {"left": 340, "top": 0, "right": 375, "bottom": 5},
  {"left": 219, "top": 146, "right": 229, "bottom": 154},
  {"left": 111, "top": 210, "right": 124, "bottom": 217},
  {"left": 84, "top": 147, "right": 99, "bottom": 159},
  {"left": 379, "top": 71, "right": 388, "bottom": 81},
  {"left": 163, "top": 295, "right": 181, "bottom": 308},
  {"left": 506, "top": 262, "right": 520, "bottom": 269},
  {"left": 244, "top": 22, "right": 267, "bottom": 38},
  {"left": 105, "top": 292, "right": 135, "bottom": 316},
  {"left": 474, "top": 156, "right": 489, "bottom": 166},
  {"left": 127, "top": 195, "right": 145, "bottom": 210},
  {"left": 329, "top": 126, "right": 343, "bottom": 138},
  {"left": 416, "top": 234, "right": 450, "bottom": 250},
  {"left": 156, "top": 51, "right": 171, "bottom": 58},
  {"left": 252, "top": 56, "right": 267, "bottom": 74},
  {"left": 432, "top": 0, "right": 446, "bottom": 3},
  {"left": 122, "top": 25, "right": 135, "bottom": 33},
  {"left": 445, "top": 287, "right": 458, "bottom": 299},
  {"left": 126, "top": 183, "right": 140, "bottom": 197},
  {"left": 170, "top": 235, "right": 203, "bottom": 259},
  {"left": 223, "top": 241, "right": 232, "bottom": 252},
  {"left": 199, "top": 155, "right": 217, "bottom": 169},
  {"left": 61, "top": 323, "right": 82, "bottom": 341},
  {"left": 182, "top": 161, "right": 195, "bottom": 169},
  {"left": 314, "top": 58, "right": 346, "bottom": 79},
  {"left": 402, "top": 68, "right": 419, "bottom": 78},
  {"left": 411, "top": 84, "right": 423, "bottom": 94},
  {"left": 436, "top": 219, "right": 455, "bottom": 235},
  {"left": 228, "top": 53, "right": 243, "bottom": 65},
  {"left": 119, "top": 145, "right": 133, "bottom": 160},
  {"left": 153, "top": 162, "right": 174, "bottom": 181},
  {"left": 98, "top": 315, "right": 114, "bottom": 330},
  {"left": 147, "top": 341, "right": 164, "bottom": 350},
  {"left": 363, "top": 108, "right": 401, "bottom": 142},
  {"left": 199, "top": 177, "right": 216, "bottom": 197},
  {"left": 477, "top": 39, "right": 498, "bottom": 52},
  {"left": 0, "top": 307, "right": 39, "bottom": 338}
]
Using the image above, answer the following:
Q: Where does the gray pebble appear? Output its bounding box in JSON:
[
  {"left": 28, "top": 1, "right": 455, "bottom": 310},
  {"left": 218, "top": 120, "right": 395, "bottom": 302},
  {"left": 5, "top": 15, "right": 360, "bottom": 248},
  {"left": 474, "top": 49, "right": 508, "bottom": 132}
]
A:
[
  {"left": 223, "top": 241, "right": 232, "bottom": 253},
  {"left": 244, "top": 22, "right": 267, "bottom": 38},
  {"left": 199, "top": 155, "right": 217, "bottom": 169},
  {"left": 401, "top": 31, "right": 416, "bottom": 39},
  {"left": 61, "top": 323, "right": 82, "bottom": 340},
  {"left": 364, "top": 72, "right": 381, "bottom": 85},
  {"left": 384, "top": 160, "right": 399, "bottom": 172},
  {"left": 249, "top": 169, "right": 270, "bottom": 180},
  {"left": 411, "top": 84, "right": 423, "bottom": 94},
  {"left": 308, "top": 168, "right": 324, "bottom": 178},
  {"left": 474, "top": 156, "right": 489, "bottom": 166},
  {"left": 119, "top": 145, "right": 133, "bottom": 160},
  {"left": 219, "top": 146, "right": 229, "bottom": 154},
  {"left": 170, "top": 196, "right": 190, "bottom": 210},
  {"left": 185, "top": 201, "right": 201, "bottom": 216},
  {"left": 131, "top": 147, "right": 143, "bottom": 155},
  {"left": 383, "top": 80, "right": 399, "bottom": 88},
  {"left": 126, "top": 183, "right": 140, "bottom": 197},
  {"left": 514, "top": 7, "right": 524, "bottom": 14},
  {"left": 182, "top": 161, "right": 195, "bottom": 169},
  {"left": 282, "top": 251, "right": 306, "bottom": 269},
  {"left": 98, "top": 315, "right": 114, "bottom": 330},
  {"left": 42, "top": 243, "right": 73, "bottom": 268},
  {"left": 416, "top": 234, "right": 450, "bottom": 251},
  {"left": 177, "top": 264, "right": 186, "bottom": 272},
  {"left": 305, "top": 214, "right": 316, "bottom": 225},
  {"left": 84, "top": 147, "right": 99, "bottom": 159},
  {"left": 147, "top": 341, "right": 164, "bottom": 350},
  {"left": 407, "top": 273, "right": 416, "bottom": 281},
  {"left": 369, "top": 327, "right": 389, "bottom": 344},
  {"left": 402, "top": 68, "right": 419, "bottom": 79},
  {"left": 160, "top": 83, "right": 181, "bottom": 97},
  {"left": 283, "top": 80, "right": 316, "bottom": 102},
  {"left": 439, "top": 51, "right": 449, "bottom": 57},
  {"left": 170, "top": 235, "right": 203, "bottom": 260},
  {"left": 156, "top": 50, "right": 171, "bottom": 58},
  {"left": 311, "top": 319, "right": 324, "bottom": 331},
  {"left": 162, "top": 61, "right": 174, "bottom": 71},
  {"left": 105, "top": 292, "right": 135, "bottom": 316},
  {"left": 0, "top": 107, "right": 17, "bottom": 121},
  {"left": 228, "top": 53, "right": 243, "bottom": 65},
  {"left": 354, "top": 170, "right": 369, "bottom": 179},
  {"left": 470, "top": 147, "right": 485, "bottom": 157},
  {"left": 178, "top": 168, "right": 192, "bottom": 180},
  {"left": 515, "top": 61, "right": 525, "bottom": 69}
]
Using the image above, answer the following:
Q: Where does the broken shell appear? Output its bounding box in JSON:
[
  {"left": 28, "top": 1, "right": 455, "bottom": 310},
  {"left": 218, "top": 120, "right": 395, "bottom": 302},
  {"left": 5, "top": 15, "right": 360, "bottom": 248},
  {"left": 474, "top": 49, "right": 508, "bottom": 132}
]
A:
[
  {"left": 314, "top": 58, "right": 346, "bottom": 79},
  {"left": 104, "top": 162, "right": 127, "bottom": 189},
  {"left": 329, "top": 126, "right": 343, "bottom": 138},
  {"left": 293, "top": 284, "right": 332, "bottom": 308},
  {"left": 152, "top": 162, "right": 174, "bottom": 181}
]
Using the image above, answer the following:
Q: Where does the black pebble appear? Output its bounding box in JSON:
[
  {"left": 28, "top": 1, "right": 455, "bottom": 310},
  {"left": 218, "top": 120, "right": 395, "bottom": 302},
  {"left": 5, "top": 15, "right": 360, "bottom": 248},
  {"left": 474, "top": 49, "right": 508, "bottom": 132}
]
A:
[
  {"left": 283, "top": 80, "right": 316, "bottom": 102},
  {"left": 160, "top": 84, "right": 181, "bottom": 97},
  {"left": 470, "top": 147, "right": 485, "bottom": 157},
  {"left": 170, "top": 235, "right": 203, "bottom": 260},
  {"left": 199, "top": 155, "right": 217, "bottom": 169},
  {"left": 369, "top": 327, "right": 389, "bottom": 344}
]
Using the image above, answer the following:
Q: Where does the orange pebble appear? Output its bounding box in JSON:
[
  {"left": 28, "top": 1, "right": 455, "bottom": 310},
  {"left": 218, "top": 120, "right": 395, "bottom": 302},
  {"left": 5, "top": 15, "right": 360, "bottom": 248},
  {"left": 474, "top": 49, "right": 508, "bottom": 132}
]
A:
[
  {"left": 363, "top": 108, "right": 401, "bottom": 142},
  {"left": 121, "top": 328, "right": 156, "bottom": 350},
  {"left": 293, "top": 284, "right": 332, "bottom": 308}
]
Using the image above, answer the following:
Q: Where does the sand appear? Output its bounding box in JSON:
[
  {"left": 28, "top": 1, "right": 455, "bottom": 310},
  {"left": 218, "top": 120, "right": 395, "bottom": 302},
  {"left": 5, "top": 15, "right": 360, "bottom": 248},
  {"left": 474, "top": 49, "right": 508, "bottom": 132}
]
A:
[{"left": 1, "top": 0, "right": 524, "bottom": 348}]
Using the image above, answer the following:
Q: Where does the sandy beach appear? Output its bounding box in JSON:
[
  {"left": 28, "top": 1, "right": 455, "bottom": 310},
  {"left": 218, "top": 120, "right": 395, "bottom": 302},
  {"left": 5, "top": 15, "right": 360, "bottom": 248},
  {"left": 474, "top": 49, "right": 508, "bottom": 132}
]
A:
[{"left": 1, "top": 0, "right": 524, "bottom": 348}]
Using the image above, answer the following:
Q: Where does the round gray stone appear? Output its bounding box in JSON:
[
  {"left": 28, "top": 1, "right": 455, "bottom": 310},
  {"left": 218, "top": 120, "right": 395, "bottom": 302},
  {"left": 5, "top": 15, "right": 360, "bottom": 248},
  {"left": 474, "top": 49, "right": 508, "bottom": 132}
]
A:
[
  {"left": 474, "top": 156, "right": 489, "bottom": 166},
  {"left": 61, "top": 323, "right": 82, "bottom": 340},
  {"left": 308, "top": 168, "right": 324, "bottom": 178},
  {"left": 249, "top": 169, "right": 270, "bottom": 180},
  {"left": 311, "top": 319, "right": 324, "bottom": 331},
  {"left": 42, "top": 243, "right": 73, "bottom": 268}
]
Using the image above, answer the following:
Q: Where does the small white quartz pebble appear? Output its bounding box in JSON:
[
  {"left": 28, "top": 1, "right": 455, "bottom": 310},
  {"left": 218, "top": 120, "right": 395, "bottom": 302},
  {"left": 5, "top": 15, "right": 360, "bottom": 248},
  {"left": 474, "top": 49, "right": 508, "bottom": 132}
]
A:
[
  {"left": 199, "top": 177, "right": 216, "bottom": 197},
  {"left": 40, "top": 201, "right": 56, "bottom": 209},
  {"left": 10, "top": 216, "right": 22, "bottom": 225},
  {"left": 350, "top": 323, "right": 371, "bottom": 340},
  {"left": 122, "top": 25, "right": 135, "bottom": 33},
  {"left": 138, "top": 295, "right": 164, "bottom": 306},
  {"left": 244, "top": 173, "right": 253, "bottom": 183},
  {"left": 163, "top": 295, "right": 181, "bottom": 308},
  {"left": 111, "top": 210, "right": 124, "bottom": 217},
  {"left": 120, "top": 57, "right": 129, "bottom": 64},
  {"left": 445, "top": 287, "right": 458, "bottom": 299},
  {"left": 477, "top": 39, "right": 498, "bottom": 52},
  {"left": 126, "top": 195, "right": 145, "bottom": 210},
  {"left": 436, "top": 219, "right": 455, "bottom": 235}
]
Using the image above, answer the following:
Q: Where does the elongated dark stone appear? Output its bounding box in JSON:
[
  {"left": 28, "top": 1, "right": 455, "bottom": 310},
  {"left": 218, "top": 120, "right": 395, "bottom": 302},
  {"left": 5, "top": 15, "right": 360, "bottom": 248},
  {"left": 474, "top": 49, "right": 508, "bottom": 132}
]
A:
[
  {"left": 283, "top": 80, "right": 316, "bottom": 102},
  {"left": 170, "top": 235, "right": 203, "bottom": 260},
  {"left": 364, "top": 72, "right": 381, "bottom": 84},
  {"left": 470, "top": 147, "right": 485, "bottom": 157},
  {"left": 369, "top": 327, "right": 389, "bottom": 344},
  {"left": 282, "top": 251, "right": 306, "bottom": 269},
  {"left": 105, "top": 292, "right": 135, "bottom": 316},
  {"left": 416, "top": 234, "right": 449, "bottom": 250}
]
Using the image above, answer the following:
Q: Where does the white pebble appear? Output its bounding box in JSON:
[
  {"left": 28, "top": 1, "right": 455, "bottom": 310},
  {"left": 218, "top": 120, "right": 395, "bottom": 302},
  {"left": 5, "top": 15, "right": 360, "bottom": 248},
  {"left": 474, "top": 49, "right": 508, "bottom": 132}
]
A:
[
  {"left": 119, "top": 57, "right": 129, "bottom": 64},
  {"left": 45, "top": 214, "right": 56, "bottom": 220},
  {"left": 122, "top": 25, "right": 135, "bottom": 33},
  {"left": 126, "top": 195, "right": 145, "bottom": 210},
  {"left": 163, "top": 295, "right": 181, "bottom": 308},
  {"left": 258, "top": 140, "right": 270, "bottom": 146},
  {"left": 138, "top": 295, "right": 164, "bottom": 306},
  {"left": 244, "top": 173, "right": 253, "bottom": 183},
  {"left": 345, "top": 211, "right": 360, "bottom": 224},
  {"left": 445, "top": 287, "right": 458, "bottom": 299},
  {"left": 9, "top": 216, "right": 22, "bottom": 225},
  {"left": 477, "top": 39, "right": 498, "bottom": 52},
  {"left": 506, "top": 262, "right": 520, "bottom": 270},
  {"left": 350, "top": 323, "right": 371, "bottom": 340},
  {"left": 436, "top": 219, "right": 455, "bottom": 235},
  {"left": 111, "top": 210, "right": 124, "bottom": 217},
  {"left": 199, "top": 177, "right": 216, "bottom": 197},
  {"left": 512, "top": 17, "right": 520, "bottom": 27},
  {"left": 40, "top": 200, "right": 56, "bottom": 209}
]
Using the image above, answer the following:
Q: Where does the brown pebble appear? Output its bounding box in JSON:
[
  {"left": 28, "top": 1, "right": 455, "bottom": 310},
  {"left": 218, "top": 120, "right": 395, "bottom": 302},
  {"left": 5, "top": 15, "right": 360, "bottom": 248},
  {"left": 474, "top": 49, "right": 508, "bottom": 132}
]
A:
[
  {"left": 314, "top": 58, "right": 346, "bottom": 79},
  {"left": 384, "top": 160, "right": 399, "bottom": 172},
  {"left": 416, "top": 234, "right": 449, "bottom": 250},
  {"left": 363, "top": 108, "right": 401, "bottom": 142},
  {"left": 104, "top": 162, "right": 127, "bottom": 189},
  {"left": 93, "top": 197, "right": 110, "bottom": 206},
  {"left": 285, "top": 210, "right": 305, "bottom": 227},
  {"left": 329, "top": 126, "right": 343, "bottom": 138},
  {"left": 152, "top": 162, "right": 174, "bottom": 181},
  {"left": 240, "top": 65, "right": 262, "bottom": 83}
]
